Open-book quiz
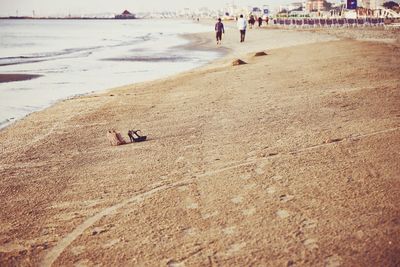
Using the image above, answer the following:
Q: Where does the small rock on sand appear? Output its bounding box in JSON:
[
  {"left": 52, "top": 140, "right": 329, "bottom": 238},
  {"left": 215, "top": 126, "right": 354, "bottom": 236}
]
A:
[
  {"left": 232, "top": 59, "right": 247, "bottom": 66},
  {"left": 254, "top": 51, "right": 268, "bottom": 57}
]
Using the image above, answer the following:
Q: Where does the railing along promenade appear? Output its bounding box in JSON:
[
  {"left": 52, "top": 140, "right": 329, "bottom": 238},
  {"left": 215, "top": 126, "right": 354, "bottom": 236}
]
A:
[{"left": 272, "top": 17, "right": 386, "bottom": 28}]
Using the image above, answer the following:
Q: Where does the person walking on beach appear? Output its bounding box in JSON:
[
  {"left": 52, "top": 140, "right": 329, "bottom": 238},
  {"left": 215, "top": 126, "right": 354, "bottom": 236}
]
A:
[
  {"left": 215, "top": 18, "right": 225, "bottom": 45},
  {"left": 249, "top": 16, "right": 255, "bottom": 29},
  {"left": 237, "top": 14, "right": 247, "bottom": 43},
  {"left": 258, "top": 17, "right": 263, "bottom": 27}
]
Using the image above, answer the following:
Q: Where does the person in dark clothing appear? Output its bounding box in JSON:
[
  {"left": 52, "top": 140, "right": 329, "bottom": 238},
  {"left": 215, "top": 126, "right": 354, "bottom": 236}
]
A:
[
  {"left": 258, "top": 17, "right": 263, "bottom": 27},
  {"left": 249, "top": 16, "right": 255, "bottom": 29},
  {"left": 215, "top": 18, "right": 225, "bottom": 45}
]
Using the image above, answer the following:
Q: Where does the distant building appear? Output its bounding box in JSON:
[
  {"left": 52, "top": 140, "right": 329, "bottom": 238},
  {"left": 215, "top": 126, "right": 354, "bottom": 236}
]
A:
[
  {"left": 115, "top": 10, "right": 136, "bottom": 19},
  {"left": 287, "top": 2, "right": 305, "bottom": 11},
  {"left": 359, "top": 0, "right": 382, "bottom": 9},
  {"left": 306, "top": 0, "right": 325, "bottom": 11},
  {"left": 250, "top": 6, "right": 263, "bottom": 17}
]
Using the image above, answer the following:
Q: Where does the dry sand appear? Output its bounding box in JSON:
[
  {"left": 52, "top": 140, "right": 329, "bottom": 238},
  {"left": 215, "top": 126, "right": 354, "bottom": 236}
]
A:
[{"left": 0, "top": 26, "right": 399, "bottom": 266}]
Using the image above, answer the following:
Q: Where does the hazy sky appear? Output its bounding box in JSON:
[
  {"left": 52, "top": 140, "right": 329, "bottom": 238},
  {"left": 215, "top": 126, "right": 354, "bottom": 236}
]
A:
[{"left": 0, "top": 0, "right": 296, "bottom": 16}]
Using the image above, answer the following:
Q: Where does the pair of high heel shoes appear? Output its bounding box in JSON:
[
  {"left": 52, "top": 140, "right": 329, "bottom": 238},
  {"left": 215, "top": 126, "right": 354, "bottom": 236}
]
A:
[{"left": 128, "top": 130, "right": 147, "bottom": 142}]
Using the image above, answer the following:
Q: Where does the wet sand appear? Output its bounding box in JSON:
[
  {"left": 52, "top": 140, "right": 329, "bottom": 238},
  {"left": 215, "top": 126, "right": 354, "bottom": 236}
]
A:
[
  {"left": 0, "top": 26, "right": 399, "bottom": 266},
  {"left": 0, "top": 74, "right": 41, "bottom": 83}
]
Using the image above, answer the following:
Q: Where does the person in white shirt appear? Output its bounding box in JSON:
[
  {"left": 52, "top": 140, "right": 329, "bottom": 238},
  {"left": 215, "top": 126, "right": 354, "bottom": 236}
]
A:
[{"left": 237, "top": 14, "right": 247, "bottom": 43}]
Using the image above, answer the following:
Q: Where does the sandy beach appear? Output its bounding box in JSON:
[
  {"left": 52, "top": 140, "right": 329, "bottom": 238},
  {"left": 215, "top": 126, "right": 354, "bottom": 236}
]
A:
[{"left": 0, "top": 25, "right": 399, "bottom": 266}]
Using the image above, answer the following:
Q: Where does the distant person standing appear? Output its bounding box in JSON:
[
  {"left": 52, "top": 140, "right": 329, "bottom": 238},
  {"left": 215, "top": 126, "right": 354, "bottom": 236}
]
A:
[
  {"left": 249, "top": 16, "right": 256, "bottom": 28},
  {"left": 258, "top": 17, "right": 263, "bottom": 27},
  {"left": 265, "top": 16, "right": 269, "bottom": 25},
  {"left": 214, "top": 18, "right": 225, "bottom": 45},
  {"left": 237, "top": 14, "right": 247, "bottom": 43}
]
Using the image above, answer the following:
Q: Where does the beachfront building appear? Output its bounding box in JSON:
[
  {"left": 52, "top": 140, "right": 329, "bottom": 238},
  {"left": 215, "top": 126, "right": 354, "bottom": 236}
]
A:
[
  {"left": 176, "top": 7, "right": 217, "bottom": 19},
  {"left": 358, "top": 0, "right": 386, "bottom": 9},
  {"left": 359, "top": 0, "right": 370, "bottom": 8},
  {"left": 248, "top": 5, "right": 277, "bottom": 18},
  {"left": 262, "top": 5, "right": 272, "bottom": 17},
  {"left": 372, "top": 0, "right": 384, "bottom": 9},
  {"left": 306, "top": 0, "right": 325, "bottom": 11},
  {"left": 251, "top": 7, "right": 263, "bottom": 18},
  {"left": 361, "top": 0, "right": 383, "bottom": 9},
  {"left": 115, "top": 10, "right": 136, "bottom": 19},
  {"left": 219, "top": 3, "right": 236, "bottom": 19},
  {"left": 177, "top": 8, "right": 191, "bottom": 18},
  {"left": 351, "top": 0, "right": 399, "bottom": 18},
  {"left": 286, "top": 2, "right": 306, "bottom": 11},
  {"left": 219, "top": 3, "right": 249, "bottom": 19},
  {"left": 277, "top": 1, "right": 308, "bottom": 16}
]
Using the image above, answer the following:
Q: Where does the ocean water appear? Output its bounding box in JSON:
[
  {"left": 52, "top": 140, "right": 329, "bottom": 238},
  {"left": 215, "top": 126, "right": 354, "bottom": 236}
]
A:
[{"left": 0, "top": 19, "right": 219, "bottom": 129}]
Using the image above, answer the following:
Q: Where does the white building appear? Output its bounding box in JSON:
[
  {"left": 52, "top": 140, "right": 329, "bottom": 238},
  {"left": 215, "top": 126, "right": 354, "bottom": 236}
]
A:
[
  {"left": 277, "top": 1, "right": 307, "bottom": 13},
  {"left": 359, "top": 0, "right": 383, "bottom": 9}
]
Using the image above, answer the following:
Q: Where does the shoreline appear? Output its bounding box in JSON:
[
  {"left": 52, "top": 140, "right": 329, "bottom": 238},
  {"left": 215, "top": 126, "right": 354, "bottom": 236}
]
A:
[
  {"left": 0, "top": 26, "right": 399, "bottom": 266},
  {"left": 0, "top": 22, "right": 221, "bottom": 131}
]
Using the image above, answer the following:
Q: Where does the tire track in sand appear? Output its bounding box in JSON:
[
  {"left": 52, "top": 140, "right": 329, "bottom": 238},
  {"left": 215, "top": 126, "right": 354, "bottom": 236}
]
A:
[
  {"left": 42, "top": 159, "right": 260, "bottom": 266},
  {"left": 42, "top": 180, "right": 192, "bottom": 267}
]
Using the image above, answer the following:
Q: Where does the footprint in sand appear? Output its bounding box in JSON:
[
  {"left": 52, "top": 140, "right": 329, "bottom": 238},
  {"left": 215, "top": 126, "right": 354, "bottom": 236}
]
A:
[
  {"left": 102, "top": 239, "right": 120, "bottom": 249},
  {"left": 301, "top": 219, "right": 317, "bottom": 229},
  {"left": 183, "top": 144, "right": 196, "bottom": 151},
  {"left": 242, "top": 207, "right": 256, "bottom": 216},
  {"left": 186, "top": 202, "right": 199, "bottom": 209},
  {"left": 167, "top": 259, "right": 185, "bottom": 267},
  {"left": 244, "top": 183, "right": 257, "bottom": 190},
  {"left": 226, "top": 242, "right": 246, "bottom": 256},
  {"left": 247, "top": 151, "right": 257, "bottom": 157},
  {"left": 70, "top": 246, "right": 85, "bottom": 256},
  {"left": 272, "top": 175, "right": 283, "bottom": 181},
  {"left": 279, "top": 194, "right": 295, "bottom": 203},
  {"left": 324, "top": 255, "right": 342, "bottom": 267},
  {"left": 276, "top": 210, "right": 290, "bottom": 219},
  {"left": 0, "top": 243, "right": 26, "bottom": 254},
  {"left": 54, "top": 212, "right": 80, "bottom": 222},
  {"left": 253, "top": 160, "right": 267, "bottom": 175},
  {"left": 222, "top": 226, "right": 236, "bottom": 235},
  {"left": 202, "top": 211, "right": 218, "bottom": 219},
  {"left": 303, "top": 238, "right": 318, "bottom": 250},
  {"left": 240, "top": 173, "right": 251, "bottom": 180},
  {"left": 255, "top": 167, "right": 265, "bottom": 175},
  {"left": 175, "top": 157, "right": 185, "bottom": 163},
  {"left": 355, "top": 230, "right": 364, "bottom": 239},
  {"left": 75, "top": 259, "right": 93, "bottom": 267},
  {"left": 91, "top": 227, "right": 108, "bottom": 236},
  {"left": 185, "top": 197, "right": 199, "bottom": 209},
  {"left": 183, "top": 228, "right": 197, "bottom": 237},
  {"left": 178, "top": 186, "right": 189, "bottom": 192},
  {"left": 266, "top": 186, "right": 277, "bottom": 195},
  {"left": 231, "top": 196, "right": 244, "bottom": 204}
]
